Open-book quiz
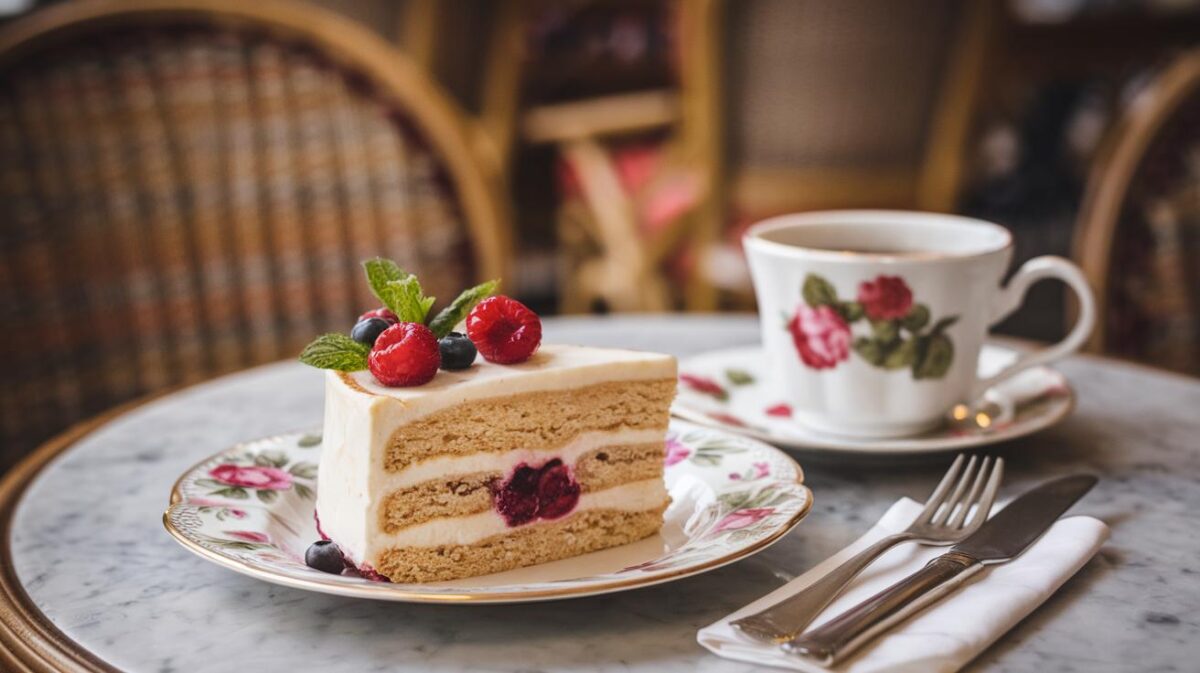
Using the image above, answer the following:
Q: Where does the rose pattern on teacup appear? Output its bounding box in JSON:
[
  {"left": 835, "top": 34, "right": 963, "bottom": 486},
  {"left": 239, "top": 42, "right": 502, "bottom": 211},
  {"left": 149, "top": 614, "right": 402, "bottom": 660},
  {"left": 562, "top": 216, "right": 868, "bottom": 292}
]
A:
[{"left": 790, "top": 273, "right": 960, "bottom": 380}]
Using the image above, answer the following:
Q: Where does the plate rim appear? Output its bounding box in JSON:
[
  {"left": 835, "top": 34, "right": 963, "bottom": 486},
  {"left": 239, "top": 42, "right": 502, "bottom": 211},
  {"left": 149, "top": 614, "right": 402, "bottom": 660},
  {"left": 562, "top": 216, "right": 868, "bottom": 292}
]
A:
[
  {"left": 672, "top": 343, "right": 1076, "bottom": 454},
  {"left": 162, "top": 421, "right": 814, "bottom": 604}
]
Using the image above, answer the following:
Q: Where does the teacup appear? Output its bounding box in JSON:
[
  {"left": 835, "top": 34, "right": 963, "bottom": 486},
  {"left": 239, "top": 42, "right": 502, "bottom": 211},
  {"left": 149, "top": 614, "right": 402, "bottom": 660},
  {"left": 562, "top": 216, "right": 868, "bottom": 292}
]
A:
[{"left": 743, "top": 210, "right": 1095, "bottom": 438}]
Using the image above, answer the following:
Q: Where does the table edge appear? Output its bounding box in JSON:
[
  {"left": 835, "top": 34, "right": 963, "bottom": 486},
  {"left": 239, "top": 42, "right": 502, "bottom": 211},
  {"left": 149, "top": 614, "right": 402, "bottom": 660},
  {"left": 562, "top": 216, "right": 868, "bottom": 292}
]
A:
[{"left": 0, "top": 392, "right": 176, "bottom": 673}]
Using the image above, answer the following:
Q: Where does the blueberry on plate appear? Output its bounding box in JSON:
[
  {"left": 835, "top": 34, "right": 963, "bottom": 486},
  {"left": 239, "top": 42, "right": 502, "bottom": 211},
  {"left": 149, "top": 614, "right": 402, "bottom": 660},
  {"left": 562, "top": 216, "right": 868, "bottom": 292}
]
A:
[
  {"left": 305, "top": 540, "right": 347, "bottom": 574},
  {"left": 438, "top": 331, "right": 477, "bottom": 370},
  {"left": 350, "top": 317, "right": 391, "bottom": 347}
]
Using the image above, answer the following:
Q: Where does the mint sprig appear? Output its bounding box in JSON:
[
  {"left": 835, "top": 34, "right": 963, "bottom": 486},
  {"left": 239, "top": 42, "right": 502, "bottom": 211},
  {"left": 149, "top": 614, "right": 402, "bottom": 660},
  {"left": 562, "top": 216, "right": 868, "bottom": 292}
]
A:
[
  {"left": 300, "top": 257, "right": 503, "bottom": 374},
  {"left": 298, "top": 334, "right": 369, "bottom": 371},
  {"left": 363, "top": 258, "right": 406, "bottom": 297},
  {"left": 428, "top": 279, "right": 499, "bottom": 338},
  {"left": 363, "top": 258, "right": 435, "bottom": 323},
  {"left": 377, "top": 275, "right": 435, "bottom": 324}
]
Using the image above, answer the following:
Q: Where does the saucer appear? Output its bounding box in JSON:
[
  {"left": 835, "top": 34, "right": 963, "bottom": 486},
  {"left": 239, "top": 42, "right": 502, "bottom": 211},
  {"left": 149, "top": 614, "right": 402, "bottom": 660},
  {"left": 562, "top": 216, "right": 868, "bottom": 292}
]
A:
[
  {"left": 672, "top": 343, "right": 1074, "bottom": 454},
  {"left": 163, "top": 420, "right": 812, "bottom": 604}
]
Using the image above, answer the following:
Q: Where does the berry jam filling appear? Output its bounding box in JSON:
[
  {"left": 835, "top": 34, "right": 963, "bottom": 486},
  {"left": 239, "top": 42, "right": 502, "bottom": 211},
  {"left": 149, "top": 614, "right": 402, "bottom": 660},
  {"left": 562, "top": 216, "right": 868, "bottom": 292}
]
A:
[
  {"left": 355, "top": 564, "right": 391, "bottom": 583},
  {"left": 314, "top": 511, "right": 330, "bottom": 541},
  {"left": 491, "top": 458, "right": 581, "bottom": 527}
]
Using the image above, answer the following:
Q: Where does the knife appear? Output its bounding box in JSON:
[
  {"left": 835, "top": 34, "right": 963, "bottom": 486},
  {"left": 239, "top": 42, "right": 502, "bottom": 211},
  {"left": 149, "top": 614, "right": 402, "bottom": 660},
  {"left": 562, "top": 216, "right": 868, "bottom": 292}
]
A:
[{"left": 783, "top": 474, "right": 1097, "bottom": 665}]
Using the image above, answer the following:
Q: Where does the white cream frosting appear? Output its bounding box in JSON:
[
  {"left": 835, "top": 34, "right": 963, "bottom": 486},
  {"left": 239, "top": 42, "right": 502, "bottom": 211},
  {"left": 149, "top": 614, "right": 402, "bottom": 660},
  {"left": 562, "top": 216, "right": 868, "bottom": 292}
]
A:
[{"left": 314, "top": 344, "right": 677, "bottom": 567}]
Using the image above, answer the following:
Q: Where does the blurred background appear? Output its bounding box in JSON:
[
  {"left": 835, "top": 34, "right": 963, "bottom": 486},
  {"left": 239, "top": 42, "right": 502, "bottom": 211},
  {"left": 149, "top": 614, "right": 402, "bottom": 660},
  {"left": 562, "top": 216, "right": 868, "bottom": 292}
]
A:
[{"left": 1, "top": 0, "right": 1198, "bottom": 471}]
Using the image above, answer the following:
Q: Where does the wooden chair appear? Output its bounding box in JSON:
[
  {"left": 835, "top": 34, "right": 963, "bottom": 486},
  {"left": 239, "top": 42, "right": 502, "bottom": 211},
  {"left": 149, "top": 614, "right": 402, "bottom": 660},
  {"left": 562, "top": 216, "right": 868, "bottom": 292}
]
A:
[
  {"left": 0, "top": 0, "right": 513, "bottom": 468},
  {"left": 727, "top": 0, "right": 995, "bottom": 218},
  {"left": 1074, "top": 48, "right": 1200, "bottom": 376},
  {"left": 474, "top": 0, "right": 725, "bottom": 312}
]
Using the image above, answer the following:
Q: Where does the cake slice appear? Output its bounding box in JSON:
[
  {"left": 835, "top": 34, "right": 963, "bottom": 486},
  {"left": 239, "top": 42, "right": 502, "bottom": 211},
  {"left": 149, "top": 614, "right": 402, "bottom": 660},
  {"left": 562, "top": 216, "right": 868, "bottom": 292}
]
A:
[{"left": 316, "top": 344, "right": 676, "bottom": 582}]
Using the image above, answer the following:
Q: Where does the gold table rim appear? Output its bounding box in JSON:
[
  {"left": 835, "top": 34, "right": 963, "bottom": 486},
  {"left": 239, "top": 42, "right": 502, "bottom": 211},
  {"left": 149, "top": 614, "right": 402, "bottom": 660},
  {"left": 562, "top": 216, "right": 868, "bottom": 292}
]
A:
[{"left": 0, "top": 394, "right": 168, "bottom": 673}]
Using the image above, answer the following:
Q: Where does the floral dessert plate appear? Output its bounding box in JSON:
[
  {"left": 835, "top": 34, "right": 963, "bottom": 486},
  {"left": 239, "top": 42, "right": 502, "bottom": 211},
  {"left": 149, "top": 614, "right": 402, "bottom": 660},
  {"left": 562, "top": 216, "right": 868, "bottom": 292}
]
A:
[
  {"left": 672, "top": 343, "right": 1074, "bottom": 454},
  {"left": 163, "top": 420, "right": 811, "bottom": 603}
]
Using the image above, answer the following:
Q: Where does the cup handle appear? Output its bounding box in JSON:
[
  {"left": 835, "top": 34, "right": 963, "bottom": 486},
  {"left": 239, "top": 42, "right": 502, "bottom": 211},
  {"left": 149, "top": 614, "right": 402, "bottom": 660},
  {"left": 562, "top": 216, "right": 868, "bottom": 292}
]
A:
[{"left": 969, "top": 256, "right": 1095, "bottom": 401}]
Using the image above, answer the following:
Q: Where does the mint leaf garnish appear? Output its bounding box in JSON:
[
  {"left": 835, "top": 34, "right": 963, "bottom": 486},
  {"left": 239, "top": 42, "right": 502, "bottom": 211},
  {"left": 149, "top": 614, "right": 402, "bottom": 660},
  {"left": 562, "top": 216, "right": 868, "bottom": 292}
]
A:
[
  {"left": 428, "top": 279, "right": 499, "bottom": 338},
  {"left": 363, "top": 258, "right": 407, "bottom": 305},
  {"left": 378, "top": 275, "right": 435, "bottom": 324},
  {"left": 298, "top": 334, "right": 369, "bottom": 371}
]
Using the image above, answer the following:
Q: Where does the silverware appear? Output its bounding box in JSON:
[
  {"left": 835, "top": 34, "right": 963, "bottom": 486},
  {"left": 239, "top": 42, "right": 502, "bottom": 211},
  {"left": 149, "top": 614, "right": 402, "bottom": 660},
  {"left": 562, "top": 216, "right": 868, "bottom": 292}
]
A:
[
  {"left": 731, "top": 454, "right": 1004, "bottom": 643},
  {"left": 784, "top": 474, "right": 1098, "bottom": 666}
]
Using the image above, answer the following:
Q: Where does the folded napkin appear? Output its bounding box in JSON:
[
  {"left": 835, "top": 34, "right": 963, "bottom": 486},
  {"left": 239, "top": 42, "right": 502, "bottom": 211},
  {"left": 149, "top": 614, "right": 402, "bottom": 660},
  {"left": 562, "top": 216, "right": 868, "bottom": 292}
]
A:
[{"left": 698, "top": 497, "right": 1109, "bottom": 673}]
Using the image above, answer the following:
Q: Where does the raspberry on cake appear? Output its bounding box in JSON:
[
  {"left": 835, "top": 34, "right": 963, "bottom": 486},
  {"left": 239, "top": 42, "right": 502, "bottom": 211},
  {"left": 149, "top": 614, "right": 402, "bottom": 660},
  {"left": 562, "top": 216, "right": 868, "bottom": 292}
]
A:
[
  {"left": 298, "top": 258, "right": 676, "bottom": 582},
  {"left": 316, "top": 344, "right": 676, "bottom": 582}
]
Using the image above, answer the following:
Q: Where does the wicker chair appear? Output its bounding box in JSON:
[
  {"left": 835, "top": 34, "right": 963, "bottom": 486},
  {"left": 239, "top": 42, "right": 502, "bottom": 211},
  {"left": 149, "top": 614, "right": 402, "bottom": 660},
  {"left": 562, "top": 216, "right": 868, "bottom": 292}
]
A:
[
  {"left": 0, "top": 0, "right": 512, "bottom": 468},
  {"left": 1074, "top": 49, "right": 1200, "bottom": 376}
]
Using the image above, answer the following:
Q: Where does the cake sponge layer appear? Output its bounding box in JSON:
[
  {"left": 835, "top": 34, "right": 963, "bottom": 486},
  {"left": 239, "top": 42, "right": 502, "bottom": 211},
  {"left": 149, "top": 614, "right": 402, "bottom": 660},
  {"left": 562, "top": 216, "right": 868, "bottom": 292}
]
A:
[
  {"left": 375, "top": 507, "right": 664, "bottom": 582},
  {"left": 379, "top": 443, "right": 664, "bottom": 533},
  {"left": 384, "top": 378, "right": 675, "bottom": 471},
  {"left": 574, "top": 443, "right": 665, "bottom": 493}
]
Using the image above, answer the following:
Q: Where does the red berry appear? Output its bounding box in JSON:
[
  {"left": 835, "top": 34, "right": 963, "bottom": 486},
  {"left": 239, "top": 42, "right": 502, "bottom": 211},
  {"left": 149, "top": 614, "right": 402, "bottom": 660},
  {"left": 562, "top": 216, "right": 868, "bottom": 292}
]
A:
[
  {"left": 491, "top": 460, "right": 580, "bottom": 526},
  {"left": 536, "top": 460, "right": 580, "bottom": 519},
  {"left": 358, "top": 307, "right": 398, "bottom": 324},
  {"left": 466, "top": 296, "right": 542, "bottom": 364},
  {"left": 493, "top": 465, "right": 540, "bottom": 526},
  {"left": 367, "top": 322, "right": 440, "bottom": 386}
]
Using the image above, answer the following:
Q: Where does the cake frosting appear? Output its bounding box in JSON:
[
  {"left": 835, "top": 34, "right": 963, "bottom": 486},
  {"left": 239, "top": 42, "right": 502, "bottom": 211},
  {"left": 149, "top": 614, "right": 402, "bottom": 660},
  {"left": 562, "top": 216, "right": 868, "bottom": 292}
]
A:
[{"left": 315, "top": 344, "right": 677, "bottom": 582}]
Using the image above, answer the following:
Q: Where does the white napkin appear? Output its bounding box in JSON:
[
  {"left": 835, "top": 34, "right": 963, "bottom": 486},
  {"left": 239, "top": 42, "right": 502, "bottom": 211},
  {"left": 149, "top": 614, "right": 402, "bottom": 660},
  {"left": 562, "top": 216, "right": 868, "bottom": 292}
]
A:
[{"left": 698, "top": 498, "right": 1109, "bottom": 673}]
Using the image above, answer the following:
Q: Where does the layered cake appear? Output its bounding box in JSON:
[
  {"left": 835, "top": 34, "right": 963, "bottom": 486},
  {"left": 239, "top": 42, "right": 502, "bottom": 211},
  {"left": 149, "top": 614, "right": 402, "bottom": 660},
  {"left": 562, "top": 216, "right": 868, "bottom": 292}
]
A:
[
  {"left": 298, "top": 259, "right": 676, "bottom": 582},
  {"left": 317, "top": 345, "right": 675, "bottom": 582}
]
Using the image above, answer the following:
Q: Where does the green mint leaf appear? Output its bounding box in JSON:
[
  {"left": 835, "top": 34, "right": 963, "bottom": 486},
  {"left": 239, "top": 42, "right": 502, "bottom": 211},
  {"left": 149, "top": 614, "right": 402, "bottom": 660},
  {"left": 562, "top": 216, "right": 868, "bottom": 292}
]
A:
[
  {"left": 298, "top": 333, "right": 369, "bottom": 371},
  {"left": 428, "top": 279, "right": 499, "bottom": 338},
  {"left": 802, "top": 274, "right": 838, "bottom": 307},
  {"left": 363, "top": 258, "right": 407, "bottom": 305},
  {"left": 379, "top": 275, "right": 435, "bottom": 324}
]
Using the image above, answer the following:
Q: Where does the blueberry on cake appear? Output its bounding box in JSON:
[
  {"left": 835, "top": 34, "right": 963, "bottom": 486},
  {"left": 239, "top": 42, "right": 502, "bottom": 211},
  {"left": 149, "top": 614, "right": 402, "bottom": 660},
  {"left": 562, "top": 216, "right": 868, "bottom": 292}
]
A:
[{"left": 298, "top": 259, "right": 676, "bottom": 582}]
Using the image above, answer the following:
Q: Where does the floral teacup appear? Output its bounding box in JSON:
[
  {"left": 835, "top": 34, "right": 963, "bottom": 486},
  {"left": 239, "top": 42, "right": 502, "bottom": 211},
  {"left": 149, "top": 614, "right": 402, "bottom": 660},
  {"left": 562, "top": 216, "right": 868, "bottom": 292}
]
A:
[{"left": 744, "top": 210, "right": 1095, "bottom": 438}]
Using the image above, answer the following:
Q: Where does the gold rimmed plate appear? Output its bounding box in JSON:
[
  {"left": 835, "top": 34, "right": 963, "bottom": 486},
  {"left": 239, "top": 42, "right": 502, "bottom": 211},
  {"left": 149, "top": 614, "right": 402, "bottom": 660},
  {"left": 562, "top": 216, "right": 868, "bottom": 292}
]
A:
[{"left": 163, "top": 420, "right": 812, "bottom": 604}]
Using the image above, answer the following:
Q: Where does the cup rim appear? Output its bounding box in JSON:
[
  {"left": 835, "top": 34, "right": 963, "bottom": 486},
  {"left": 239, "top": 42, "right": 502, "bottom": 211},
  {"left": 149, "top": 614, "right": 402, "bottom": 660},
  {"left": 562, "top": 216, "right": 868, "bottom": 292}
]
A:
[{"left": 743, "top": 210, "right": 1014, "bottom": 263}]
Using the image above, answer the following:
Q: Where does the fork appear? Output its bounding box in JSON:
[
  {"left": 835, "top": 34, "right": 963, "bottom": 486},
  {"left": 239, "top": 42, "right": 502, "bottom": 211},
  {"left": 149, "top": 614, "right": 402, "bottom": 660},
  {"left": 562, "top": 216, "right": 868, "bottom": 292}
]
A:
[{"left": 731, "top": 454, "right": 1004, "bottom": 644}]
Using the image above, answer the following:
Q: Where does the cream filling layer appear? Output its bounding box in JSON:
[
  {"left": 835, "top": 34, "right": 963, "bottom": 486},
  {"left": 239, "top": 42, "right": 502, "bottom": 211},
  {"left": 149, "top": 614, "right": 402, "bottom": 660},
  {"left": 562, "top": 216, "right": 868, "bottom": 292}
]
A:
[
  {"left": 376, "top": 428, "right": 665, "bottom": 490},
  {"left": 365, "top": 478, "right": 667, "bottom": 551}
]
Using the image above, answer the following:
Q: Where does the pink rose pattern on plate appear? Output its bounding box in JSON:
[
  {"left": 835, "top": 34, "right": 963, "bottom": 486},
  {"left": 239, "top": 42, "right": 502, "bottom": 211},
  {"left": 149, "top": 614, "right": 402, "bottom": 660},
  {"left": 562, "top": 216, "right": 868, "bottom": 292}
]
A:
[
  {"left": 225, "top": 530, "right": 270, "bottom": 544},
  {"left": 714, "top": 507, "right": 776, "bottom": 533},
  {"left": 792, "top": 273, "right": 959, "bottom": 379},
  {"left": 210, "top": 464, "right": 293, "bottom": 490},
  {"left": 168, "top": 429, "right": 808, "bottom": 589},
  {"left": 194, "top": 442, "right": 317, "bottom": 504},
  {"left": 664, "top": 438, "right": 691, "bottom": 466}
]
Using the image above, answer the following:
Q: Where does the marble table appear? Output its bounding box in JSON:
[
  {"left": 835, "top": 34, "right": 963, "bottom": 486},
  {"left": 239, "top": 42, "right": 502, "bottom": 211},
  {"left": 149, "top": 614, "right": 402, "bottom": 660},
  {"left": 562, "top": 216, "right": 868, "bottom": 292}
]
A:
[{"left": 3, "top": 314, "right": 1199, "bottom": 672}]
